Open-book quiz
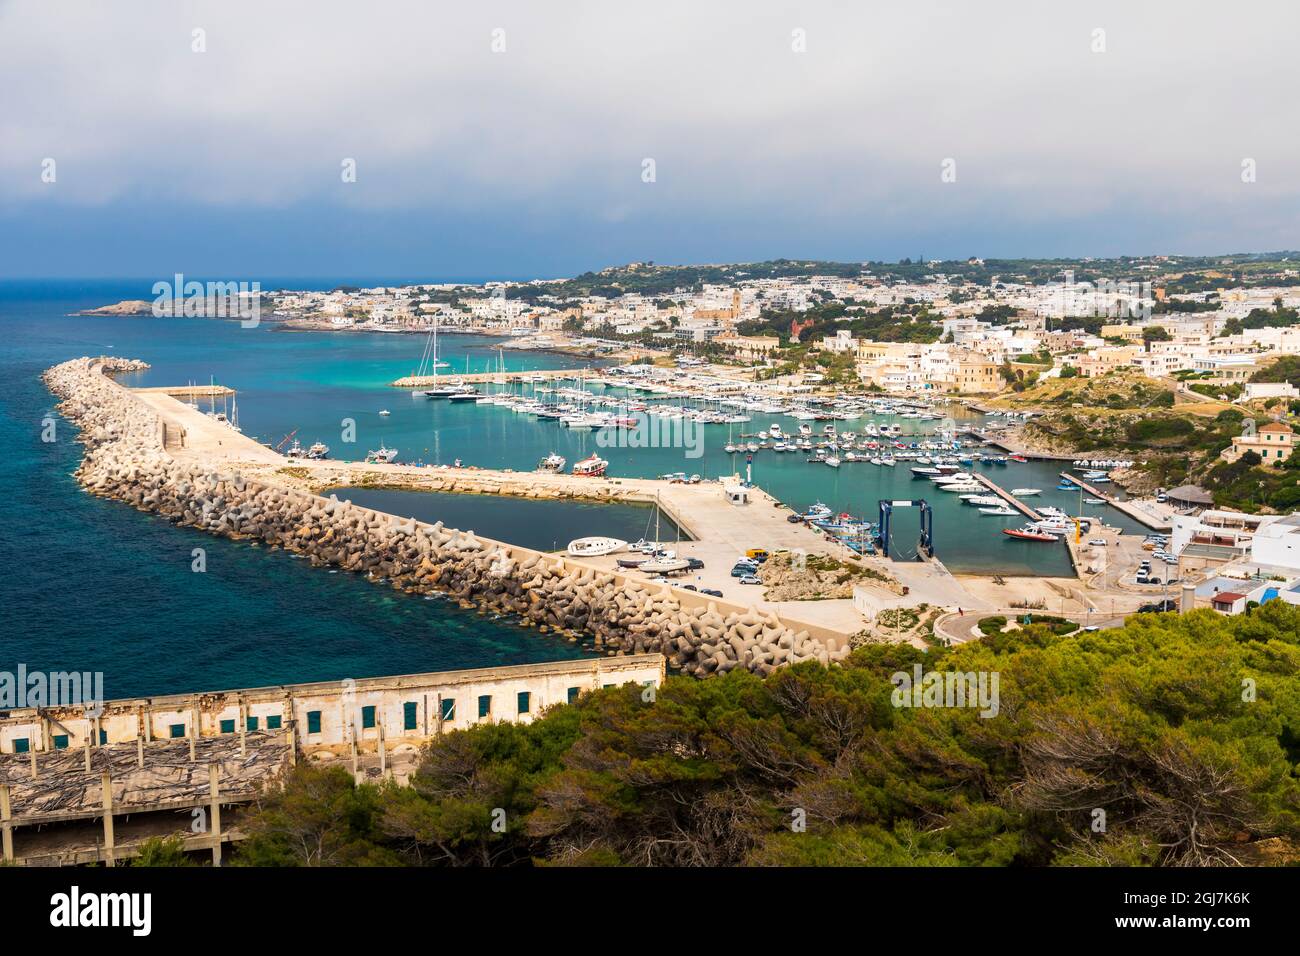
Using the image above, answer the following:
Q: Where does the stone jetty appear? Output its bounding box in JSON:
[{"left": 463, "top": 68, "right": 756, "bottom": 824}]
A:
[{"left": 44, "top": 357, "right": 851, "bottom": 677}]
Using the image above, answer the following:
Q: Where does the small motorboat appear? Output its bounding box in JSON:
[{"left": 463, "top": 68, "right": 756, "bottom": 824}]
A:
[
  {"left": 378, "top": 409, "right": 391, "bottom": 416},
  {"left": 1003, "top": 526, "right": 1058, "bottom": 542},
  {"left": 1010, "top": 488, "right": 1041, "bottom": 497},
  {"left": 1084, "top": 497, "right": 1107, "bottom": 505},
  {"left": 537, "top": 452, "right": 566, "bottom": 473},
  {"left": 567, "top": 537, "right": 627, "bottom": 557},
  {"left": 981, "top": 507, "right": 1019, "bottom": 516}
]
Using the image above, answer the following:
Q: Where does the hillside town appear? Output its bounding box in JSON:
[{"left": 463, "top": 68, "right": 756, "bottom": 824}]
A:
[{"left": 267, "top": 256, "right": 1300, "bottom": 400}]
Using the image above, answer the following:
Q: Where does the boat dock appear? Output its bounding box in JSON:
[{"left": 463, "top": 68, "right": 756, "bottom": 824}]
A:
[
  {"left": 390, "top": 369, "right": 586, "bottom": 388},
  {"left": 1057, "top": 473, "right": 1172, "bottom": 532},
  {"left": 134, "top": 384, "right": 235, "bottom": 398},
  {"left": 973, "top": 473, "right": 1042, "bottom": 521}
]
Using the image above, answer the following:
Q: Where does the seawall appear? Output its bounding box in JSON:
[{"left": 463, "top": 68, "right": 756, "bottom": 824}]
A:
[{"left": 43, "top": 357, "right": 852, "bottom": 678}]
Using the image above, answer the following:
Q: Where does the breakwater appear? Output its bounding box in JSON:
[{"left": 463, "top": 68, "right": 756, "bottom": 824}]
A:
[{"left": 44, "top": 357, "right": 850, "bottom": 678}]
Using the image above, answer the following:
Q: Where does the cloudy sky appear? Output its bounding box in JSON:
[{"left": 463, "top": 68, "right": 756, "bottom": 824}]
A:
[{"left": 1, "top": 0, "right": 1297, "bottom": 279}]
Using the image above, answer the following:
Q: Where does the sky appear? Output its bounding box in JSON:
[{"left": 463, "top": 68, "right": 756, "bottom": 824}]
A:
[{"left": 1, "top": 0, "right": 1298, "bottom": 280}]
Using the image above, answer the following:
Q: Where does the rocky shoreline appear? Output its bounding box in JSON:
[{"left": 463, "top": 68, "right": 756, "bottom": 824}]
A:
[{"left": 44, "top": 356, "right": 849, "bottom": 678}]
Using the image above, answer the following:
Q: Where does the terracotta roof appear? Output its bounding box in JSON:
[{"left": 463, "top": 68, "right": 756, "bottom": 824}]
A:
[
  {"left": 1259, "top": 422, "right": 1294, "bottom": 433},
  {"left": 1213, "top": 592, "right": 1246, "bottom": 603}
]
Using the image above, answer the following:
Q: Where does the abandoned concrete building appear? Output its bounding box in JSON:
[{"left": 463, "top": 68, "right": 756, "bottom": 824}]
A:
[{"left": 0, "top": 654, "right": 664, "bottom": 866}]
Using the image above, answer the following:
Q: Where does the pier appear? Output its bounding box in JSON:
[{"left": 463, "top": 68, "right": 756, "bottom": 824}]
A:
[
  {"left": 134, "top": 384, "right": 235, "bottom": 398},
  {"left": 1057, "top": 473, "right": 1172, "bottom": 532},
  {"left": 972, "top": 473, "right": 1042, "bottom": 521},
  {"left": 390, "top": 369, "right": 587, "bottom": 388},
  {"left": 120, "top": 382, "right": 881, "bottom": 642}
]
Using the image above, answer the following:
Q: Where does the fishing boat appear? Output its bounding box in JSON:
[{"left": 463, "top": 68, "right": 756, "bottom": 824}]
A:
[
  {"left": 572, "top": 453, "right": 608, "bottom": 477},
  {"left": 306, "top": 441, "right": 330, "bottom": 460},
  {"left": 537, "top": 452, "right": 566, "bottom": 473},
  {"left": 1003, "top": 526, "right": 1057, "bottom": 542},
  {"left": 1010, "top": 488, "right": 1041, "bottom": 496},
  {"left": 364, "top": 446, "right": 398, "bottom": 463},
  {"left": 567, "top": 536, "right": 627, "bottom": 557}
]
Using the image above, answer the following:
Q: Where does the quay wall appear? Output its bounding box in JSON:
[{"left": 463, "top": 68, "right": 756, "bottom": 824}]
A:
[{"left": 43, "top": 357, "right": 850, "bottom": 682}]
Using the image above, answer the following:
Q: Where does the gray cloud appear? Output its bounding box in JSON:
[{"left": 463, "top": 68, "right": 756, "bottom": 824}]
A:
[{"left": 1, "top": 0, "right": 1297, "bottom": 265}]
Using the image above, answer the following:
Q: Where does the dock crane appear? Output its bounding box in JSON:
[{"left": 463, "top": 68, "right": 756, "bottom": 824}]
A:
[{"left": 274, "top": 429, "right": 299, "bottom": 453}]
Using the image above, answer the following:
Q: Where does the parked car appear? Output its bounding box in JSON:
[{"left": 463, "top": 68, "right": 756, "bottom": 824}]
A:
[
  {"left": 739, "top": 574, "right": 762, "bottom": 585},
  {"left": 1089, "top": 538, "right": 1107, "bottom": 547},
  {"left": 731, "top": 565, "right": 753, "bottom": 577},
  {"left": 701, "top": 588, "right": 723, "bottom": 597},
  {"left": 685, "top": 557, "right": 705, "bottom": 570},
  {"left": 682, "top": 584, "right": 698, "bottom": 591},
  {"left": 1135, "top": 575, "right": 1152, "bottom": 585},
  {"left": 1138, "top": 600, "right": 1178, "bottom": 613},
  {"left": 745, "top": 549, "right": 770, "bottom": 562}
]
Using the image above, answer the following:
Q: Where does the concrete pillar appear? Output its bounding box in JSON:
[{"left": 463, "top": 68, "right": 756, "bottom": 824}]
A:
[
  {"left": 29, "top": 747, "right": 37, "bottom": 780},
  {"left": 101, "top": 771, "right": 115, "bottom": 867},
  {"left": 83, "top": 736, "right": 92, "bottom": 772},
  {"left": 285, "top": 726, "right": 296, "bottom": 766},
  {"left": 0, "top": 783, "right": 13, "bottom": 863},
  {"left": 137, "top": 735, "right": 144, "bottom": 768},
  {"left": 208, "top": 763, "right": 222, "bottom": 867},
  {"left": 1181, "top": 583, "right": 1196, "bottom": 613},
  {"left": 350, "top": 724, "right": 358, "bottom": 774},
  {"left": 189, "top": 729, "right": 196, "bottom": 762},
  {"left": 378, "top": 721, "right": 387, "bottom": 776},
  {"left": 239, "top": 700, "right": 247, "bottom": 757}
]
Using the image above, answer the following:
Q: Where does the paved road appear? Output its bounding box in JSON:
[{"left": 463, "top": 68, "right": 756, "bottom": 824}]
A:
[{"left": 933, "top": 607, "right": 1129, "bottom": 646}]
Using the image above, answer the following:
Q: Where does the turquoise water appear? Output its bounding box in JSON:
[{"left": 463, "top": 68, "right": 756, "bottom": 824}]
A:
[
  {"left": 0, "top": 280, "right": 597, "bottom": 701},
  {"left": 0, "top": 279, "right": 1144, "bottom": 698},
  {"left": 331, "top": 488, "right": 684, "bottom": 552}
]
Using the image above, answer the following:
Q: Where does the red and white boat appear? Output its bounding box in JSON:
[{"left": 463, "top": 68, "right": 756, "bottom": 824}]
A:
[
  {"left": 1002, "top": 526, "right": 1057, "bottom": 542},
  {"left": 572, "top": 453, "right": 609, "bottom": 477},
  {"left": 1009, "top": 454, "right": 1029, "bottom": 463}
]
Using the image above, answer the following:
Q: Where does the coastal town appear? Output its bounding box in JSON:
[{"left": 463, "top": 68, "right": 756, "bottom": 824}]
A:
[{"left": 79, "top": 253, "right": 1300, "bottom": 634}]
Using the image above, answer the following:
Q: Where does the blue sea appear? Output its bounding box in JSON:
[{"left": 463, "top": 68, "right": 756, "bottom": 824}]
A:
[{"left": 0, "top": 279, "right": 1143, "bottom": 700}]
